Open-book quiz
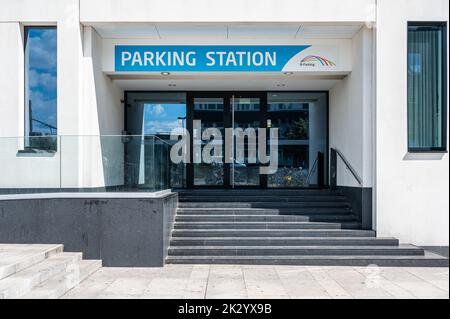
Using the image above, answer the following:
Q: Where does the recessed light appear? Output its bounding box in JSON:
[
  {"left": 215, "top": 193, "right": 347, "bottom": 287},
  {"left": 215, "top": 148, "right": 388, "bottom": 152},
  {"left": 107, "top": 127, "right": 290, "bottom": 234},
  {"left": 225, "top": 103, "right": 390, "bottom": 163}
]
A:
[
  {"left": 161, "top": 72, "right": 171, "bottom": 76},
  {"left": 283, "top": 72, "right": 293, "bottom": 75}
]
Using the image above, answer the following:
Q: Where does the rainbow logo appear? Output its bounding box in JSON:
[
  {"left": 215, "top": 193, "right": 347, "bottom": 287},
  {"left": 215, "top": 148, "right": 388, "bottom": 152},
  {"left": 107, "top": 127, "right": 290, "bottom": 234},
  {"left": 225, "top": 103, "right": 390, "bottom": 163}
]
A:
[{"left": 300, "top": 55, "right": 336, "bottom": 67}]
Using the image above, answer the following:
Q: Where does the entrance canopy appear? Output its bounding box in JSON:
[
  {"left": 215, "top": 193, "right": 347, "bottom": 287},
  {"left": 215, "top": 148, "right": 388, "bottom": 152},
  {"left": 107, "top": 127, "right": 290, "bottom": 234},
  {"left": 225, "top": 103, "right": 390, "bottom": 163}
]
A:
[{"left": 90, "top": 23, "right": 363, "bottom": 91}]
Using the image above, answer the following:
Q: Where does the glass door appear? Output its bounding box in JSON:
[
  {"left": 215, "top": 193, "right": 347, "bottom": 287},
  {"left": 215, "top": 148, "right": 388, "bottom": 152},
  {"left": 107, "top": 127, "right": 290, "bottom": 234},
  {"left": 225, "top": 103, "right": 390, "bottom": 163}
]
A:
[
  {"left": 127, "top": 91, "right": 329, "bottom": 190},
  {"left": 190, "top": 96, "right": 226, "bottom": 187},
  {"left": 187, "top": 92, "right": 265, "bottom": 188},
  {"left": 231, "top": 94, "right": 264, "bottom": 187}
]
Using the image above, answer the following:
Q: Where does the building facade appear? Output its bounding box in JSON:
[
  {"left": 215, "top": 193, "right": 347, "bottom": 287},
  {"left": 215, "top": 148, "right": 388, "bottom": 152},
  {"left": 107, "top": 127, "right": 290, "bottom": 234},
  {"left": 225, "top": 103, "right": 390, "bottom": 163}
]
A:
[{"left": 0, "top": 0, "right": 448, "bottom": 263}]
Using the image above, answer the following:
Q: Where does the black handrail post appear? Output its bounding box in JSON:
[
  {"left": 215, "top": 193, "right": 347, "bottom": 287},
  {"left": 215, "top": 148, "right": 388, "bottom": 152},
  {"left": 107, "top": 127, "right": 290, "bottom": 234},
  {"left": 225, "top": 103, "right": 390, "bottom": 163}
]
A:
[
  {"left": 330, "top": 148, "right": 337, "bottom": 190},
  {"left": 317, "top": 152, "right": 324, "bottom": 189}
]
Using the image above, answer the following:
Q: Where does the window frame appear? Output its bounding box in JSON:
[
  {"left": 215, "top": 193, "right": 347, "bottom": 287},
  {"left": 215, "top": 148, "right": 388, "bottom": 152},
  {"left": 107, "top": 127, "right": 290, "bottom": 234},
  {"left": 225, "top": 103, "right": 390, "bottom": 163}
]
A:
[
  {"left": 407, "top": 21, "right": 448, "bottom": 153},
  {"left": 23, "top": 25, "right": 58, "bottom": 152}
]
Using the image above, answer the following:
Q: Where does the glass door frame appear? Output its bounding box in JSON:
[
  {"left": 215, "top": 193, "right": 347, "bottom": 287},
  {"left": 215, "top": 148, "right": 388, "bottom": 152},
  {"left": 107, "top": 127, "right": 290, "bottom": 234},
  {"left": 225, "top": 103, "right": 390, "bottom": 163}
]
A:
[{"left": 186, "top": 91, "right": 267, "bottom": 189}]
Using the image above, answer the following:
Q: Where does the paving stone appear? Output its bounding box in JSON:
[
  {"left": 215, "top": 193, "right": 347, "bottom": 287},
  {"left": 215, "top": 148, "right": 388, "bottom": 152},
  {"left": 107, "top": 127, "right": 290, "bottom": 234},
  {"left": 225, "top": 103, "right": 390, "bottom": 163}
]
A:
[
  {"left": 29, "top": 263, "right": 450, "bottom": 299},
  {"left": 144, "top": 277, "right": 190, "bottom": 297},
  {"left": 183, "top": 265, "right": 210, "bottom": 298},
  {"left": 103, "top": 278, "right": 152, "bottom": 296},
  {"left": 309, "top": 269, "right": 353, "bottom": 299},
  {"left": 4, "top": 244, "right": 447, "bottom": 299},
  {"left": 206, "top": 266, "right": 248, "bottom": 298}
]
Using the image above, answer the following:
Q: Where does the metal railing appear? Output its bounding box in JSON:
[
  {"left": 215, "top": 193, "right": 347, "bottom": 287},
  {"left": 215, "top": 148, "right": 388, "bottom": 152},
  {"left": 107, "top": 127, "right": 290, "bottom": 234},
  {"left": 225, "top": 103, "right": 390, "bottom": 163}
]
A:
[
  {"left": 307, "top": 152, "right": 325, "bottom": 188},
  {"left": 330, "top": 148, "right": 363, "bottom": 189}
]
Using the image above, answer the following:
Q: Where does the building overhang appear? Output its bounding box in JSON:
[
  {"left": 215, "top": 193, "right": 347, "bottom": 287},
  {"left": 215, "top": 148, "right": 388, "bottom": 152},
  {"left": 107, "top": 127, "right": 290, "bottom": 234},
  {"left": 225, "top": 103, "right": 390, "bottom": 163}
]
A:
[{"left": 80, "top": 0, "right": 376, "bottom": 24}]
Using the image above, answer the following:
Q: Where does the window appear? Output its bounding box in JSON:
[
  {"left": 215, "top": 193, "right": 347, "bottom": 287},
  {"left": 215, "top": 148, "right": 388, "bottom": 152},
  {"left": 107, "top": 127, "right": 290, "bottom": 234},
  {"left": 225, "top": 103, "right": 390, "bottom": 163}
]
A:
[
  {"left": 407, "top": 22, "right": 447, "bottom": 152},
  {"left": 24, "top": 26, "right": 57, "bottom": 151}
]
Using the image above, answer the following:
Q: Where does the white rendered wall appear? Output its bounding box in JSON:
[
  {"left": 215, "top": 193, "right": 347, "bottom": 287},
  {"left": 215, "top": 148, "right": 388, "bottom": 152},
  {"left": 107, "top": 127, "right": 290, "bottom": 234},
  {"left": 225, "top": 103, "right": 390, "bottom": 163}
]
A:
[
  {"left": 80, "top": 0, "right": 376, "bottom": 23},
  {"left": 0, "top": 23, "right": 24, "bottom": 138},
  {"left": 0, "top": 0, "right": 83, "bottom": 188},
  {"left": 329, "top": 27, "right": 374, "bottom": 189},
  {"left": 0, "top": 0, "right": 124, "bottom": 189},
  {"left": 0, "top": 22, "right": 60, "bottom": 188},
  {"left": 376, "top": 0, "right": 449, "bottom": 246},
  {"left": 81, "top": 26, "right": 124, "bottom": 187},
  {"left": 0, "top": 0, "right": 85, "bottom": 136},
  {"left": 308, "top": 95, "right": 328, "bottom": 184}
]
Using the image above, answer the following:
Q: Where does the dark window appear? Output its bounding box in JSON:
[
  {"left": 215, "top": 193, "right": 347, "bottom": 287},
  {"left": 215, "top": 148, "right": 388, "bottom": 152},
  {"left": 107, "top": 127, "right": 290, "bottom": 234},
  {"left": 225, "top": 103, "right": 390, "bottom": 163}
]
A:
[
  {"left": 24, "top": 26, "right": 57, "bottom": 151},
  {"left": 407, "top": 22, "right": 447, "bottom": 152}
]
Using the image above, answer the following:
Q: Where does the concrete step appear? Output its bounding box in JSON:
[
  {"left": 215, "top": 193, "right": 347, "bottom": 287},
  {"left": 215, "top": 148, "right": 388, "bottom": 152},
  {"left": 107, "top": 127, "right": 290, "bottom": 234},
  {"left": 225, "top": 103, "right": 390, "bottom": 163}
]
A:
[
  {"left": 173, "top": 221, "right": 343, "bottom": 230},
  {"left": 170, "top": 190, "right": 447, "bottom": 267},
  {"left": 168, "top": 244, "right": 424, "bottom": 256},
  {"left": 0, "top": 252, "right": 82, "bottom": 299},
  {"left": 0, "top": 244, "right": 64, "bottom": 280},
  {"left": 180, "top": 195, "right": 348, "bottom": 202},
  {"left": 19, "top": 259, "right": 102, "bottom": 299},
  {"left": 175, "top": 214, "right": 359, "bottom": 224},
  {"left": 178, "top": 202, "right": 351, "bottom": 209},
  {"left": 177, "top": 207, "right": 353, "bottom": 215},
  {"left": 172, "top": 229, "right": 376, "bottom": 238},
  {"left": 178, "top": 190, "right": 341, "bottom": 197},
  {"left": 166, "top": 252, "right": 450, "bottom": 267},
  {"left": 170, "top": 237, "right": 400, "bottom": 247}
]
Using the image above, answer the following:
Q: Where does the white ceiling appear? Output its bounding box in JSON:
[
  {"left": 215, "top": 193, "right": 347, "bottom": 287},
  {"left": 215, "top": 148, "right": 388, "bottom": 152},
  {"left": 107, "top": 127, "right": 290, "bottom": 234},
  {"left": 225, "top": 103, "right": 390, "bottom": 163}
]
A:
[
  {"left": 92, "top": 23, "right": 362, "bottom": 39},
  {"left": 113, "top": 75, "right": 343, "bottom": 91}
]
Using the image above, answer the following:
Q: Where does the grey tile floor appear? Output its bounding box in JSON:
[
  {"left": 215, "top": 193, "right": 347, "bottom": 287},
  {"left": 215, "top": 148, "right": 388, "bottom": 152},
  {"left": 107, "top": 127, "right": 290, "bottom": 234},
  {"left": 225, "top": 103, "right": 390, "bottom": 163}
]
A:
[{"left": 62, "top": 264, "right": 449, "bottom": 299}]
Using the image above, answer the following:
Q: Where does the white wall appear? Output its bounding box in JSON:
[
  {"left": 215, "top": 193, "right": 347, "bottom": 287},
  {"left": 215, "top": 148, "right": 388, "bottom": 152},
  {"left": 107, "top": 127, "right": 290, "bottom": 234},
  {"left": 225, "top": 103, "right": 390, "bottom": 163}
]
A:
[
  {"left": 376, "top": 0, "right": 449, "bottom": 246},
  {"left": 0, "top": 0, "right": 84, "bottom": 188},
  {"left": 0, "top": 23, "right": 24, "bottom": 138},
  {"left": 308, "top": 95, "right": 328, "bottom": 184},
  {"left": 79, "top": 0, "right": 376, "bottom": 23},
  {"left": 0, "top": 0, "right": 85, "bottom": 136},
  {"left": 329, "top": 27, "right": 374, "bottom": 188},
  {"left": 0, "top": 0, "right": 124, "bottom": 189},
  {"left": 81, "top": 26, "right": 124, "bottom": 187}
]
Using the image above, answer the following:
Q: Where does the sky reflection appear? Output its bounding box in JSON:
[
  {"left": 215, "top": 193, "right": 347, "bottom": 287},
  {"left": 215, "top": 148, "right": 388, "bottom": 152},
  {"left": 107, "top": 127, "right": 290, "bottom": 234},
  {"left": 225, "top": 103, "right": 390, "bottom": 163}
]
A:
[{"left": 25, "top": 27, "right": 57, "bottom": 135}]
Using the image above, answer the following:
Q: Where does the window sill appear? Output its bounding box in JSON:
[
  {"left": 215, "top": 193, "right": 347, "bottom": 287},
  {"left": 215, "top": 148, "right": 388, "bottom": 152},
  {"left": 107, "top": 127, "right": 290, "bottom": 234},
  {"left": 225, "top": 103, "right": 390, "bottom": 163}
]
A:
[
  {"left": 407, "top": 149, "right": 448, "bottom": 154},
  {"left": 17, "top": 149, "right": 57, "bottom": 157},
  {"left": 404, "top": 151, "right": 447, "bottom": 161}
]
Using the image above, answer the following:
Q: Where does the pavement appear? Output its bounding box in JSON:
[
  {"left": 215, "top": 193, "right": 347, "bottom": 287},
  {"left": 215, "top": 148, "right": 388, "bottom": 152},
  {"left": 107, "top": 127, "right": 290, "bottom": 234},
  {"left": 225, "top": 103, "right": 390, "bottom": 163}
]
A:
[{"left": 62, "top": 264, "right": 449, "bottom": 299}]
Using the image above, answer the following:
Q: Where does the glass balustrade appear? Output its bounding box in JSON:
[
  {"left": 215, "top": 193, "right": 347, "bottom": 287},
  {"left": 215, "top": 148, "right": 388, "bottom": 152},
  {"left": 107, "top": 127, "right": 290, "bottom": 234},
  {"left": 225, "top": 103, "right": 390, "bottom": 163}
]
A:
[{"left": 0, "top": 135, "right": 173, "bottom": 194}]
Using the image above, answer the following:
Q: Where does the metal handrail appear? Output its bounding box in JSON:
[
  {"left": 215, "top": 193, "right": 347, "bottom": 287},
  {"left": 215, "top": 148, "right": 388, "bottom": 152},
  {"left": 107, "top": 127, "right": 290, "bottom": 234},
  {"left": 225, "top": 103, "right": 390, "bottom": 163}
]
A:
[
  {"left": 331, "top": 148, "right": 363, "bottom": 186},
  {"left": 306, "top": 154, "right": 320, "bottom": 184},
  {"left": 152, "top": 134, "right": 172, "bottom": 146}
]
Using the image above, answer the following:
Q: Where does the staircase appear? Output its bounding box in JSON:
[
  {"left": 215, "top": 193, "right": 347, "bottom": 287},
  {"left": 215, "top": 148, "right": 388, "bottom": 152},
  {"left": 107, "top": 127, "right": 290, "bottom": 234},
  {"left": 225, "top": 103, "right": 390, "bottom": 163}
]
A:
[
  {"left": 167, "top": 190, "right": 449, "bottom": 267},
  {"left": 0, "top": 244, "right": 101, "bottom": 299}
]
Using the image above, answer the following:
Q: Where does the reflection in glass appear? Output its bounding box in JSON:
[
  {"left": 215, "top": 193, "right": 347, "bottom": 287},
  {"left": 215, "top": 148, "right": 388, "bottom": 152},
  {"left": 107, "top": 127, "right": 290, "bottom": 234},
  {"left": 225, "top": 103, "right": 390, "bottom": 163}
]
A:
[
  {"left": 24, "top": 27, "right": 57, "bottom": 151},
  {"left": 267, "top": 92, "right": 327, "bottom": 188},
  {"left": 407, "top": 23, "right": 446, "bottom": 151},
  {"left": 193, "top": 98, "right": 224, "bottom": 186},
  {"left": 233, "top": 97, "right": 261, "bottom": 186},
  {"left": 126, "top": 92, "right": 187, "bottom": 188}
]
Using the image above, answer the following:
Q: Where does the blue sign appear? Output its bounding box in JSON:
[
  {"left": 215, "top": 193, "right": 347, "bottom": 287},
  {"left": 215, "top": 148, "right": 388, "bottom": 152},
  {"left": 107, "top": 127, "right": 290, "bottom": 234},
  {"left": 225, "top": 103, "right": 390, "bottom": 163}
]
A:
[{"left": 115, "top": 45, "right": 310, "bottom": 72}]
